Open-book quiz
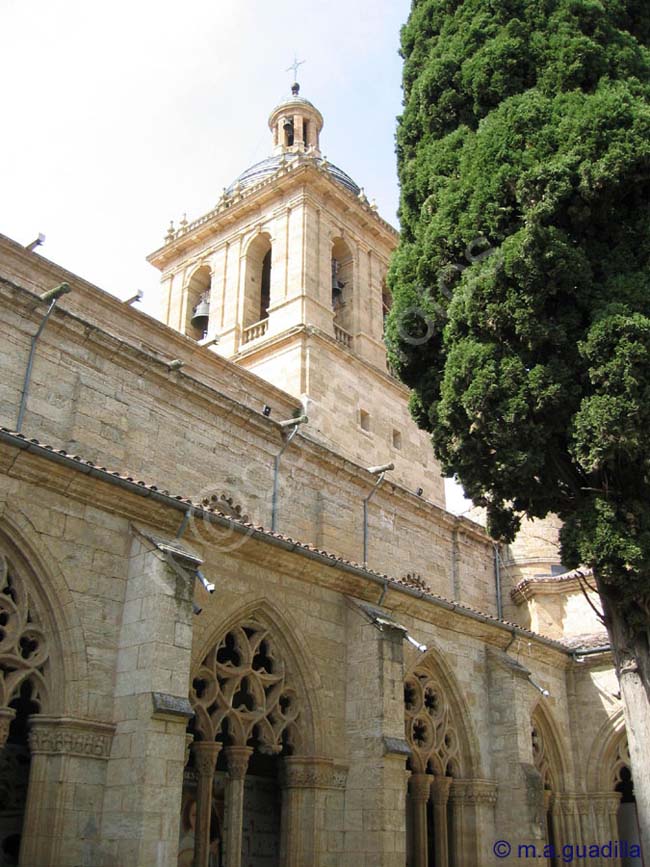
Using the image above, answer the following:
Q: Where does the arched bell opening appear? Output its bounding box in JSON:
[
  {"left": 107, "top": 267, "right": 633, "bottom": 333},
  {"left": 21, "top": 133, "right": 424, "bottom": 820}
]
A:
[
  {"left": 331, "top": 237, "right": 354, "bottom": 338},
  {"left": 242, "top": 234, "right": 273, "bottom": 340},
  {"left": 187, "top": 266, "right": 212, "bottom": 340}
]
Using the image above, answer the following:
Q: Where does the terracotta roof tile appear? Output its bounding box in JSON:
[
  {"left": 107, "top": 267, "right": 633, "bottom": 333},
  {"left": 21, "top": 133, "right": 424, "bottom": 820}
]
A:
[{"left": 0, "top": 427, "right": 576, "bottom": 651}]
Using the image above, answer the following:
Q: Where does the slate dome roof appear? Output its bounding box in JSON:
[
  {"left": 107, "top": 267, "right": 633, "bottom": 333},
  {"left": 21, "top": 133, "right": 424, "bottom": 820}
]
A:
[{"left": 226, "top": 154, "right": 360, "bottom": 196}]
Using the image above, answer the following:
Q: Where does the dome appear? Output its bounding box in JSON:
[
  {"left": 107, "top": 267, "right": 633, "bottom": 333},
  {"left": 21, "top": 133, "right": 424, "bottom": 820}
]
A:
[{"left": 226, "top": 153, "right": 360, "bottom": 196}]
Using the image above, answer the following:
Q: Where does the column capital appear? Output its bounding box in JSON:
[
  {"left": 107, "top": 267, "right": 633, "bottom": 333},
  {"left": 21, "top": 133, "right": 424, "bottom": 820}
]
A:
[
  {"left": 590, "top": 791, "right": 622, "bottom": 817},
  {"left": 192, "top": 740, "right": 222, "bottom": 777},
  {"left": 225, "top": 745, "right": 253, "bottom": 780},
  {"left": 430, "top": 775, "right": 453, "bottom": 805},
  {"left": 28, "top": 715, "right": 116, "bottom": 759},
  {"left": 280, "top": 756, "right": 348, "bottom": 790},
  {"left": 409, "top": 772, "right": 432, "bottom": 802}
]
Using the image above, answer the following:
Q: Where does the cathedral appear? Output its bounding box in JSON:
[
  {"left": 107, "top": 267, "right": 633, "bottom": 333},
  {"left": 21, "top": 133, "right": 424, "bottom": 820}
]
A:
[{"left": 0, "top": 83, "right": 640, "bottom": 866}]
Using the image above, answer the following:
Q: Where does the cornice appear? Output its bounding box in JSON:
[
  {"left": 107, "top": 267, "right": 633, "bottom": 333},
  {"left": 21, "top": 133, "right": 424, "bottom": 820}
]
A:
[
  {"left": 0, "top": 431, "right": 570, "bottom": 663},
  {"left": 147, "top": 160, "right": 398, "bottom": 270}
]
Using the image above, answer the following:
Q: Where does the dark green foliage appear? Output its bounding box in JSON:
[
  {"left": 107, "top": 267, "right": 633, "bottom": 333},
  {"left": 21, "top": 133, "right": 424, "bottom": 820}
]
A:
[{"left": 386, "top": 0, "right": 650, "bottom": 619}]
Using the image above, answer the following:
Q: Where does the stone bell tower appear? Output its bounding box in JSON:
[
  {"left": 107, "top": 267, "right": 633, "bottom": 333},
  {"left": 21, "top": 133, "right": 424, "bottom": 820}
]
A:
[{"left": 148, "top": 83, "right": 446, "bottom": 506}]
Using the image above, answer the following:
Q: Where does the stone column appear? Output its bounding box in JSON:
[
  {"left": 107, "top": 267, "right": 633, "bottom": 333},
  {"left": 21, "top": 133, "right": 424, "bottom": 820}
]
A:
[
  {"left": 449, "top": 779, "right": 498, "bottom": 865},
  {"left": 223, "top": 745, "right": 253, "bottom": 867},
  {"left": 431, "top": 776, "right": 452, "bottom": 867},
  {"left": 553, "top": 793, "right": 583, "bottom": 850},
  {"left": 19, "top": 715, "right": 115, "bottom": 867},
  {"left": 409, "top": 773, "right": 431, "bottom": 867},
  {"left": 591, "top": 793, "right": 622, "bottom": 867},
  {"left": 279, "top": 756, "right": 348, "bottom": 867},
  {"left": 192, "top": 741, "right": 221, "bottom": 867}
]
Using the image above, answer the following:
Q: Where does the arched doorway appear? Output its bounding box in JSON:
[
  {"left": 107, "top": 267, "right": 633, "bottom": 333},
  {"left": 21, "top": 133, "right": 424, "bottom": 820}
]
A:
[
  {"left": 182, "top": 617, "right": 308, "bottom": 867},
  {"left": 404, "top": 653, "right": 480, "bottom": 867}
]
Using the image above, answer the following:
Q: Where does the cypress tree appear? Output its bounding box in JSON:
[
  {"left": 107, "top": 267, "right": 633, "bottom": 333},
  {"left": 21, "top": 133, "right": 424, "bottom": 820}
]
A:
[{"left": 387, "top": 0, "right": 650, "bottom": 846}]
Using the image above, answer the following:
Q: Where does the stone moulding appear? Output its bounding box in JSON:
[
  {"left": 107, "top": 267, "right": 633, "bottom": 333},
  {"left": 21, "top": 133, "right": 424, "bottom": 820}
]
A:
[
  {"left": 280, "top": 756, "right": 349, "bottom": 790},
  {"left": 28, "top": 716, "right": 116, "bottom": 759}
]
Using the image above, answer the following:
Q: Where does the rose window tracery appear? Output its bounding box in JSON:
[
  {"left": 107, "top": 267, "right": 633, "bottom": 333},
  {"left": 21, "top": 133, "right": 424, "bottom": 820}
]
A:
[
  {"left": 404, "top": 668, "right": 459, "bottom": 775},
  {"left": 0, "top": 555, "right": 49, "bottom": 718},
  {"left": 190, "top": 621, "right": 301, "bottom": 754}
]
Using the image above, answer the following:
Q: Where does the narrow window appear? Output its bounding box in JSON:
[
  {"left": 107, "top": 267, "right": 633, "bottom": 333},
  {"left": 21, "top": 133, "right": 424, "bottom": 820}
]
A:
[
  {"left": 260, "top": 249, "right": 272, "bottom": 320},
  {"left": 359, "top": 410, "right": 370, "bottom": 432},
  {"left": 393, "top": 430, "right": 402, "bottom": 450}
]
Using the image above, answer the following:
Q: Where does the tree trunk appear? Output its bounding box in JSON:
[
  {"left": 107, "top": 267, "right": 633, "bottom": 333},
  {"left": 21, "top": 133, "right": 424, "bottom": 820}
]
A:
[{"left": 595, "top": 572, "right": 650, "bottom": 860}]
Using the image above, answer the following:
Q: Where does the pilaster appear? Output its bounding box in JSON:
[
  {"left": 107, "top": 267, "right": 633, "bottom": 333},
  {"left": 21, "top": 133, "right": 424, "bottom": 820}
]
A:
[
  {"left": 343, "top": 600, "right": 409, "bottom": 866},
  {"left": 20, "top": 716, "right": 115, "bottom": 867},
  {"left": 99, "top": 533, "right": 196, "bottom": 867}
]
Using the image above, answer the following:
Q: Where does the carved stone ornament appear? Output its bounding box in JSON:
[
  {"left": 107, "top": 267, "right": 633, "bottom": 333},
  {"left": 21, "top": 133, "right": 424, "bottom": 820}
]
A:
[
  {"left": 611, "top": 735, "right": 631, "bottom": 789},
  {"left": 280, "top": 756, "right": 348, "bottom": 790},
  {"left": 191, "top": 619, "right": 302, "bottom": 752},
  {"left": 449, "top": 779, "right": 498, "bottom": 806},
  {"left": 192, "top": 741, "right": 222, "bottom": 777},
  {"left": 404, "top": 667, "right": 460, "bottom": 775},
  {"left": 28, "top": 716, "right": 116, "bottom": 759},
  {"left": 531, "top": 719, "right": 555, "bottom": 790},
  {"left": 0, "top": 554, "right": 49, "bottom": 714}
]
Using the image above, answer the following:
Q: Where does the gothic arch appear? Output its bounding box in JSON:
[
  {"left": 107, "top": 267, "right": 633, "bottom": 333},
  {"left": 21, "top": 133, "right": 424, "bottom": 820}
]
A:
[
  {"left": 530, "top": 700, "right": 569, "bottom": 792},
  {"left": 404, "top": 645, "right": 481, "bottom": 778},
  {"left": 586, "top": 708, "right": 627, "bottom": 792},
  {"left": 191, "top": 598, "right": 322, "bottom": 756}
]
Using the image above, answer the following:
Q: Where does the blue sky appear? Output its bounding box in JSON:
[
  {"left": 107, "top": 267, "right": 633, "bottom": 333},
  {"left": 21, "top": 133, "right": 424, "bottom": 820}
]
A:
[
  {"left": 1, "top": 0, "right": 410, "bottom": 304},
  {"left": 0, "top": 0, "right": 469, "bottom": 513}
]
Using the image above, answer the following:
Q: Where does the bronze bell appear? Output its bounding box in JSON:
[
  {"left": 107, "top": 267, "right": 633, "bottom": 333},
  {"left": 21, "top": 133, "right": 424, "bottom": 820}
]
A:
[{"left": 191, "top": 295, "right": 210, "bottom": 334}]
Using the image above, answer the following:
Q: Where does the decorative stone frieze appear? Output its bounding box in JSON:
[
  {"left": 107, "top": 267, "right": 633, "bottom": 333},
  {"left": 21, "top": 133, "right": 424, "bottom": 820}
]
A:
[
  {"left": 28, "top": 716, "right": 115, "bottom": 759},
  {"left": 280, "top": 756, "right": 348, "bottom": 790},
  {"left": 449, "top": 779, "right": 498, "bottom": 806}
]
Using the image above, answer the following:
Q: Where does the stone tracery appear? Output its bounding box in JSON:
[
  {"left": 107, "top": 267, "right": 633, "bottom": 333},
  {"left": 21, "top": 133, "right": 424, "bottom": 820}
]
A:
[
  {"left": 404, "top": 667, "right": 460, "bottom": 775},
  {"left": 191, "top": 619, "right": 302, "bottom": 752},
  {"left": 0, "top": 553, "right": 49, "bottom": 731},
  {"left": 531, "top": 720, "right": 555, "bottom": 791}
]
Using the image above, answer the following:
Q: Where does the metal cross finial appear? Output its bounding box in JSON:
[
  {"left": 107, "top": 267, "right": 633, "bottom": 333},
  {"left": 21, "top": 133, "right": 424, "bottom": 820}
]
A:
[{"left": 286, "top": 55, "right": 305, "bottom": 81}]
